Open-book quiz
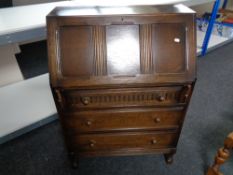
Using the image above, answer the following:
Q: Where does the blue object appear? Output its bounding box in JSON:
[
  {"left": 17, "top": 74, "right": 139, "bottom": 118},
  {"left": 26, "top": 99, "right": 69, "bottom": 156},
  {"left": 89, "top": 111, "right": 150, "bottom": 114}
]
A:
[
  {"left": 201, "top": 0, "right": 222, "bottom": 56},
  {"left": 197, "top": 18, "right": 233, "bottom": 28},
  {"left": 197, "top": 17, "right": 233, "bottom": 40}
]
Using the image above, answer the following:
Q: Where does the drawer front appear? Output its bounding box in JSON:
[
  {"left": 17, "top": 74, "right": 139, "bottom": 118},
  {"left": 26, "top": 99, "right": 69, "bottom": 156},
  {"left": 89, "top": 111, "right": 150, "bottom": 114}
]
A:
[
  {"left": 63, "top": 108, "right": 184, "bottom": 133},
  {"left": 62, "top": 86, "right": 191, "bottom": 110},
  {"left": 73, "top": 131, "right": 178, "bottom": 151}
]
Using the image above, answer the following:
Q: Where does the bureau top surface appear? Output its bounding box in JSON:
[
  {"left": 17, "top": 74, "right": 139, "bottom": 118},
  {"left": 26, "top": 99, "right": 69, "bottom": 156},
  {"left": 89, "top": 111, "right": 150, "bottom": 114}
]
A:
[{"left": 47, "top": 4, "right": 195, "bottom": 17}]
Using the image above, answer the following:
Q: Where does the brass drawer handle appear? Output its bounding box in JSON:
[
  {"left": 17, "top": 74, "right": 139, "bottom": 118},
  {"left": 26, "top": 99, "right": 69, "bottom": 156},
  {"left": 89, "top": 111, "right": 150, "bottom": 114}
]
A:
[
  {"left": 85, "top": 121, "right": 92, "bottom": 126},
  {"left": 151, "top": 139, "right": 157, "bottom": 144},
  {"left": 158, "top": 95, "right": 165, "bottom": 102},
  {"left": 154, "top": 117, "right": 161, "bottom": 123},
  {"left": 89, "top": 140, "right": 96, "bottom": 148},
  {"left": 81, "top": 97, "right": 90, "bottom": 105}
]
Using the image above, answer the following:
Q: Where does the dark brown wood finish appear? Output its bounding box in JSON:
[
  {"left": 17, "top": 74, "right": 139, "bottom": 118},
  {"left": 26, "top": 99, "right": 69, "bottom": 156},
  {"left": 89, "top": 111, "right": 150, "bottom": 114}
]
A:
[
  {"left": 73, "top": 131, "right": 179, "bottom": 151},
  {"left": 62, "top": 108, "right": 184, "bottom": 133},
  {"left": 62, "top": 86, "right": 191, "bottom": 110},
  {"left": 47, "top": 5, "right": 196, "bottom": 168},
  {"left": 206, "top": 132, "right": 233, "bottom": 175}
]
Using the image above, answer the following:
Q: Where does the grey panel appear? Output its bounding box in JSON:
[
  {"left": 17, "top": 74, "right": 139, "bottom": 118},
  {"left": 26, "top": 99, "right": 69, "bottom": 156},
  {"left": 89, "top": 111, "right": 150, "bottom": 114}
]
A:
[
  {"left": 0, "top": 27, "right": 46, "bottom": 45},
  {"left": 0, "top": 114, "right": 57, "bottom": 144}
]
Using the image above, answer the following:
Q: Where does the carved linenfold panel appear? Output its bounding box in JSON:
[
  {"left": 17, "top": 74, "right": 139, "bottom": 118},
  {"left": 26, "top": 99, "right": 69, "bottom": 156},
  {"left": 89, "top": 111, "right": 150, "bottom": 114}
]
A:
[
  {"left": 140, "top": 24, "right": 153, "bottom": 74},
  {"left": 93, "top": 26, "right": 107, "bottom": 76}
]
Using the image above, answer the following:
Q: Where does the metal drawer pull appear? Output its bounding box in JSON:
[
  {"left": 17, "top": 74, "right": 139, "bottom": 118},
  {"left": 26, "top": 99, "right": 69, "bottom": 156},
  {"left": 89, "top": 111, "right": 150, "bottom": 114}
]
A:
[
  {"left": 174, "top": 38, "right": 181, "bottom": 43},
  {"left": 154, "top": 117, "right": 161, "bottom": 123},
  {"left": 81, "top": 97, "right": 90, "bottom": 105},
  {"left": 151, "top": 139, "right": 157, "bottom": 144},
  {"left": 86, "top": 121, "right": 92, "bottom": 126},
  {"left": 89, "top": 140, "right": 96, "bottom": 147},
  {"left": 158, "top": 95, "right": 165, "bottom": 102}
]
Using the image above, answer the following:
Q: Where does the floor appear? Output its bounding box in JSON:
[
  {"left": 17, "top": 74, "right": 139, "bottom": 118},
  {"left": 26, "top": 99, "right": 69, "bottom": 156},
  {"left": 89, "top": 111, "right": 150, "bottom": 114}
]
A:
[
  {"left": 0, "top": 42, "right": 233, "bottom": 175},
  {"left": 0, "top": 0, "right": 12, "bottom": 8}
]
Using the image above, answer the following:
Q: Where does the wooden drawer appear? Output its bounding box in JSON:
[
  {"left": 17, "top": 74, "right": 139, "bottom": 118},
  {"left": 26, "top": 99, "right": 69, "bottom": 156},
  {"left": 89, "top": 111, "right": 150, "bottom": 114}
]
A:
[
  {"left": 73, "top": 131, "right": 178, "bottom": 152},
  {"left": 63, "top": 108, "right": 184, "bottom": 133},
  {"left": 62, "top": 86, "right": 191, "bottom": 110}
]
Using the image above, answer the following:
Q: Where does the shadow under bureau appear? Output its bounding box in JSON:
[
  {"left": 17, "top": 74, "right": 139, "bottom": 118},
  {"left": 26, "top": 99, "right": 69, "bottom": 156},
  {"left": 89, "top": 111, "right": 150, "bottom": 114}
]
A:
[{"left": 47, "top": 4, "right": 196, "bottom": 168}]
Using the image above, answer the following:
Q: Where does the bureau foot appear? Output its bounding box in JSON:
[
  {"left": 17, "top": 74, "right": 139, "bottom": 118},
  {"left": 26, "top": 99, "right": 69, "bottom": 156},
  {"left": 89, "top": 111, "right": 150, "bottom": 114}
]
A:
[
  {"left": 68, "top": 152, "right": 79, "bottom": 169},
  {"left": 164, "top": 153, "right": 174, "bottom": 164}
]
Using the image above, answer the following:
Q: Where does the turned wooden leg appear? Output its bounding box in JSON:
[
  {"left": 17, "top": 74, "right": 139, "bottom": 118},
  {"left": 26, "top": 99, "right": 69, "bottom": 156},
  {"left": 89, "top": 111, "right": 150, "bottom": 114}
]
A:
[
  {"left": 68, "top": 152, "right": 79, "bottom": 169},
  {"left": 206, "top": 132, "right": 233, "bottom": 175},
  {"left": 164, "top": 153, "right": 175, "bottom": 164}
]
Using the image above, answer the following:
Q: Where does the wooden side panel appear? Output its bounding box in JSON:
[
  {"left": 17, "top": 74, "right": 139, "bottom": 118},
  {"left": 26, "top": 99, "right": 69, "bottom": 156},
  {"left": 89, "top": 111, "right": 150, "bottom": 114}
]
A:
[
  {"left": 59, "top": 26, "right": 93, "bottom": 77},
  {"left": 152, "top": 23, "right": 186, "bottom": 74}
]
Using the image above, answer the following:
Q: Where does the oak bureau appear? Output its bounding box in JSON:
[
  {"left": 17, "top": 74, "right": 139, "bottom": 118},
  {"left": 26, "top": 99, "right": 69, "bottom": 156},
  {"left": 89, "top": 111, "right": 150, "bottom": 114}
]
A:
[{"left": 47, "top": 4, "right": 196, "bottom": 167}]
